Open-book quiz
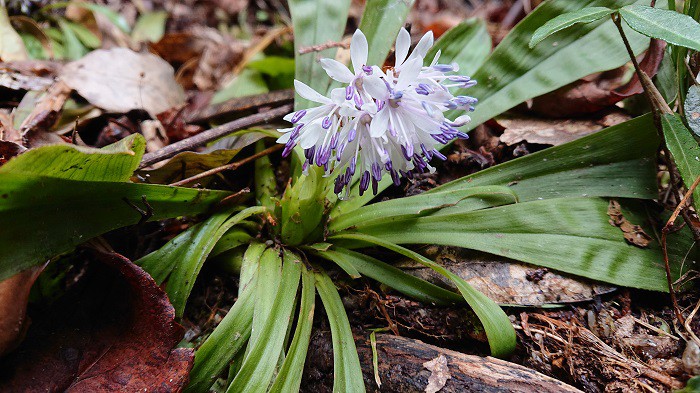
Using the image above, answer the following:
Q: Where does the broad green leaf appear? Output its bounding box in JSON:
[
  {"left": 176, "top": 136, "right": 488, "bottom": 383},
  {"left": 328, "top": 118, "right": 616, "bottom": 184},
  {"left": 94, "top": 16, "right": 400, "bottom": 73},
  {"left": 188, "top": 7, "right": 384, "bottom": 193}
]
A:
[
  {"left": 186, "top": 268, "right": 257, "bottom": 393},
  {"left": 330, "top": 234, "right": 516, "bottom": 358},
  {"left": 317, "top": 247, "right": 462, "bottom": 305},
  {"left": 0, "top": 134, "right": 228, "bottom": 280},
  {"left": 238, "top": 242, "right": 266, "bottom": 296},
  {"left": 227, "top": 249, "right": 301, "bottom": 393},
  {"left": 210, "top": 228, "right": 253, "bottom": 258},
  {"left": 426, "top": 19, "right": 491, "bottom": 75},
  {"left": 132, "top": 11, "right": 167, "bottom": 43},
  {"left": 457, "top": 0, "right": 649, "bottom": 131},
  {"left": 529, "top": 7, "right": 613, "bottom": 48},
  {"left": 619, "top": 5, "right": 700, "bottom": 52},
  {"left": 268, "top": 268, "right": 316, "bottom": 393},
  {"left": 431, "top": 115, "right": 659, "bottom": 201},
  {"left": 358, "top": 0, "right": 415, "bottom": 66},
  {"left": 0, "top": 7, "right": 29, "bottom": 61},
  {"left": 137, "top": 206, "right": 265, "bottom": 316},
  {"left": 330, "top": 185, "right": 517, "bottom": 231},
  {"left": 211, "top": 69, "right": 269, "bottom": 104},
  {"left": 247, "top": 56, "right": 296, "bottom": 77},
  {"left": 288, "top": 0, "right": 351, "bottom": 109},
  {"left": 346, "top": 197, "right": 673, "bottom": 291},
  {"left": 662, "top": 113, "right": 700, "bottom": 207},
  {"left": 656, "top": 46, "right": 678, "bottom": 104},
  {"left": 315, "top": 270, "right": 366, "bottom": 393}
]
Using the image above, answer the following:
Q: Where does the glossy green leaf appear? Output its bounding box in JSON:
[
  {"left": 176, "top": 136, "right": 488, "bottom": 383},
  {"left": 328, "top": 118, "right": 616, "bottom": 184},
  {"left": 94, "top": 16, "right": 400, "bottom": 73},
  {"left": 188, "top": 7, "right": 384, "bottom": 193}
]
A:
[
  {"left": 426, "top": 19, "right": 491, "bottom": 75},
  {"left": 0, "top": 135, "right": 229, "bottom": 281},
  {"left": 268, "top": 268, "right": 316, "bottom": 393},
  {"left": 210, "top": 228, "right": 253, "bottom": 258},
  {"left": 317, "top": 247, "right": 462, "bottom": 305},
  {"left": 346, "top": 197, "right": 673, "bottom": 291},
  {"left": 619, "top": 5, "right": 700, "bottom": 52},
  {"left": 288, "top": 0, "right": 351, "bottom": 109},
  {"left": 330, "top": 185, "right": 517, "bottom": 231},
  {"left": 65, "top": 21, "right": 100, "bottom": 49},
  {"left": 457, "top": 0, "right": 649, "bottom": 131},
  {"left": 132, "top": 11, "right": 167, "bottom": 43},
  {"left": 662, "top": 113, "right": 700, "bottom": 207},
  {"left": 227, "top": 249, "right": 301, "bottom": 393},
  {"left": 315, "top": 270, "right": 366, "bottom": 393},
  {"left": 137, "top": 206, "right": 265, "bottom": 316},
  {"left": 185, "top": 266, "right": 257, "bottom": 393},
  {"left": 529, "top": 7, "right": 613, "bottom": 48},
  {"left": 431, "top": 115, "right": 658, "bottom": 201},
  {"left": 329, "top": 234, "right": 516, "bottom": 358},
  {"left": 358, "top": 0, "right": 415, "bottom": 66},
  {"left": 57, "top": 19, "right": 85, "bottom": 60}
]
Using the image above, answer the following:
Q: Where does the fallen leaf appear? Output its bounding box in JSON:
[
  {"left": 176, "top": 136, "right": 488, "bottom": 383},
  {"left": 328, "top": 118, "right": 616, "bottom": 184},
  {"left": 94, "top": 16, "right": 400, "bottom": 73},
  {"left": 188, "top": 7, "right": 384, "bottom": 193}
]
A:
[
  {"left": 59, "top": 48, "right": 186, "bottom": 115},
  {"left": 0, "top": 265, "right": 45, "bottom": 356},
  {"left": 18, "top": 80, "right": 72, "bottom": 137},
  {"left": 423, "top": 354, "right": 451, "bottom": 393},
  {"left": 399, "top": 247, "right": 615, "bottom": 306},
  {"left": 497, "top": 110, "right": 630, "bottom": 146},
  {"left": 0, "top": 7, "right": 28, "bottom": 61},
  {"left": 0, "top": 247, "right": 193, "bottom": 392},
  {"left": 607, "top": 200, "right": 652, "bottom": 248}
]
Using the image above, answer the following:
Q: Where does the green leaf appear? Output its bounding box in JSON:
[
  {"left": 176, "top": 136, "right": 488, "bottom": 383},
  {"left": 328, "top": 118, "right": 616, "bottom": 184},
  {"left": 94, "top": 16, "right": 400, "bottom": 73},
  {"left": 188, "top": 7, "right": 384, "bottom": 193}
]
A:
[
  {"left": 619, "top": 5, "right": 700, "bottom": 52},
  {"left": 330, "top": 185, "right": 517, "bottom": 231},
  {"left": 43, "top": 2, "right": 131, "bottom": 33},
  {"left": 529, "top": 7, "right": 613, "bottom": 48},
  {"left": 137, "top": 206, "right": 265, "bottom": 316},
  {"left": 431, "top": 115, "right": 659, "bottom": 201},
  {"left": 0, "top": 135, "right": 229, "bottom": 281},
  {"left": 358, "top": 0, "right": 415, "bottom": 66},
  {"left": 329, "top": 234, "right": 516, "bottom": 358},
  {"left": 317, "top": 247, "right": 462, "bottom": 305},
  {"left": 346, "top": 197, "right": 672, "bottom": 291},
  {"left": 65, "top": 21, "right": 100, "bottom": 49},
  {"left": 247, "top": 56, "right": 295, "bottom": 77},
  {"left": 426, "top": 19, "right": 491, "bottom": 75},
  {"left": 288, "top": 0, "right": 351, "bottom": 109},
  {"left": 268, "top": 268, "right": 316, "bottom": 393},
  {"left": 662, "top": 113, "right": 700, "bottom": 207},
  {"left": 57, "top": 19, "right": 86, "bottom": 60},
  {"left": 227, "top": 249, "right": 301, "bottom": 393},
  {"left": 211, "top": 69, "right": 269, "bottom": 104},
  {"left": 210, "top": 228, "right": 253, "bottom": 258},
  {"left": 132, "top": 11, "right": 167, "bottom": 43},
  {"left": 315, "top": 270, "right": 366, "bottom": 393},
  {"left": 459, "top": 0, "right": 650, "bottom": 132},
  {"left": 186, "top": 265, "right": 257, "bottom": 393}
]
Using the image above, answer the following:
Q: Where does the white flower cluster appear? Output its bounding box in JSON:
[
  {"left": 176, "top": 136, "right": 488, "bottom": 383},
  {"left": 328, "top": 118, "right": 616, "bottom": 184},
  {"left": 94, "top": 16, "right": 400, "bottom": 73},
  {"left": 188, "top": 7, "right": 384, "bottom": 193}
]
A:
[{"left": 278, "top": 28, "right": 477, "bottom": 196}]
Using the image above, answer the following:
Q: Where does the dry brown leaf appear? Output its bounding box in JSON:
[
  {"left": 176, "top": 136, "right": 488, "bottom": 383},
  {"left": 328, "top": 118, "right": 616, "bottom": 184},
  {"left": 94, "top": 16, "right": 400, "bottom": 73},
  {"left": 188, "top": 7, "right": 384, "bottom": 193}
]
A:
[
  {"left": 423, "top": 354, "right": 451, "bottom": 393},
  {"left": 60, "top": 48, "right": 186, "bottom": 115},
  {"left": 0, "top": 247, "right": 193, "bottom": 392},
  {"left": 400, "top": 247, "right": 615, "bottom": 306},
  {"left": 497, "top": 110, "right": 630, "bottom": 146},
  {"left": 0, "top": 265, "right": 45, "bottom": 356},
  {"left": 607, "top": 200, "right": 653, "bottom": 248}
]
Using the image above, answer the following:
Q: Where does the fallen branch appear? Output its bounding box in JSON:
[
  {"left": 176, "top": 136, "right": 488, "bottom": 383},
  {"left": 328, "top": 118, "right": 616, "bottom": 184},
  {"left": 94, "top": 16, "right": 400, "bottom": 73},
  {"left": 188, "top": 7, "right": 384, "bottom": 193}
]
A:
[{"left": 139, "top": 104, "right": 292, "bottom": 168}]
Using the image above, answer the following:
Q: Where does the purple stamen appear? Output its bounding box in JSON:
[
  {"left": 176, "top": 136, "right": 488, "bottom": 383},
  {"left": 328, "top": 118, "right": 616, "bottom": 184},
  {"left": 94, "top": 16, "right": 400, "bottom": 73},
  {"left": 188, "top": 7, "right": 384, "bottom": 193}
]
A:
[
  {"left": 348, "top": 128, "right": 357, "bottom": 142},
  {"left": 345, "top": 85, "right": 354, "bottom": 100},
  {"left": 362, "top": 65, "right": 373, "bottom": 75},
  {"left": 291, "top": 110, "right": 306, "bottom": 123},
  {"left": 432, "top": 64, "right": 454, "bottom": 72},
  {"left": 432, "top": 149, "right": 447, "bottom": 161},
  {"left": 322, "top": 117, "right": 332, "bottom": 129}
]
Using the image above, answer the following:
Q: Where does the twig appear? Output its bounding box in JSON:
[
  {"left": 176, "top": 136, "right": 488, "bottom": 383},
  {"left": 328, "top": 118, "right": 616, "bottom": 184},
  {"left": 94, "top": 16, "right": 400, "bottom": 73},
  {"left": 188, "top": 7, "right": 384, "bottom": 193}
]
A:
[
  {"left": 139, "top": 104, "right": 292, "bottom": 168},
  {"left": 169, "top": 144, "right": 284, "bottom": 186},
  {"left": 632, "top": 317, "right": 680, "bottom": 340},
  {"left": 298, "top": 40, "right": 350, "bottom": 54},
  {"left": 661, "top": 175, "right": 700, "bottom": 325}
]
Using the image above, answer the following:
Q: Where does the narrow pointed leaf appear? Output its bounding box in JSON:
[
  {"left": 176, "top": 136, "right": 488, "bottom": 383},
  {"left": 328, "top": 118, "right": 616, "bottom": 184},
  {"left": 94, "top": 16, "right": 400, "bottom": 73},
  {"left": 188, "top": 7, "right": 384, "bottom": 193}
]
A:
[
  {"left": 329, "top": 234, "right": 516, "bottom": 358},
  {"left": 315, "top": 270, "right": 366, "bottom": 393},
  {"left": 662, "top": 113, "right": 700, "bottom": 207},
  {"left": 529, "top": 7, "right": 613, "bottom": 48}
]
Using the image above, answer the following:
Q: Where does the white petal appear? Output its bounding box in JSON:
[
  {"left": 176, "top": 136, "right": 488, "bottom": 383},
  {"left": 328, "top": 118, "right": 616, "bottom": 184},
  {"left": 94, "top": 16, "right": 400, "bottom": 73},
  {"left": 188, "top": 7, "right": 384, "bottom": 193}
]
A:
[
  {"left": 351, "top": 30, "right": 368, "bottom": 73},
  {"left": 299, "top": 124, "right": 322, "bottom": 149},
  {"left": 295, "top": 80, "right": 332, "bottom": 104},
  {"left": 452, "top": 114, "right": 471, "bottom": 126},
  {"left": 412, "top": 31, "right": 434, "bottom": 59},
  {"left": 330, "top": 87, "right": 346, "bottom": 104},
  {"left": 430, "top": 49, "right": 441, "bottom": 66},
  {"left": 283, "top": 112, "right": 295, "bottom": 121},
  {"left": 320, "top": 59, "right": 354, "bottom": 83},
  {"left": 396, "top": 57, "right": 423, "bottom": 91},
  {"left": 394, "top": 28, "right": 410, "bottom": 67},
  {"left": 370, "top": 107, "right": 390, "bottom": 137},
  {"left": 276, "top": 132, "right": 292, "bottom": 143},
  {"left": 363, "top": 75, "right": 389, "bottom": 99}
]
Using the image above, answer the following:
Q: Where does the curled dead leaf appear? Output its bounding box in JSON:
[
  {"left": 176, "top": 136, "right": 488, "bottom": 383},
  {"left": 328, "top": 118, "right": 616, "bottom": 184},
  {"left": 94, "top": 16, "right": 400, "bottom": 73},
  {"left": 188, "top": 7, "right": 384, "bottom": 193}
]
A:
[
  {"left": 0, "top": 247, "right": 193, "bottom": 392},
  {"left": 423, "top": 354, "right": 451, "bottom": 393},
  {"left": 607, "top": 200, "right": 653, "bottom": 248}
]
